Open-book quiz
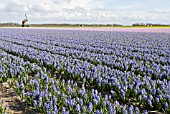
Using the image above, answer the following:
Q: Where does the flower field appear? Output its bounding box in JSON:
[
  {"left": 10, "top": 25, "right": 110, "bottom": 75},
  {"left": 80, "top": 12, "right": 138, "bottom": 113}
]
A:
[{"left": 0, "top": 28, "right": 170, "bottom": 114}]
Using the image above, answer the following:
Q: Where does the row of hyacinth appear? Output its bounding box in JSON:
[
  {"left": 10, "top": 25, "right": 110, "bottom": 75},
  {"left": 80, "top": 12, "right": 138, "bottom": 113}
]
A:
[
  {"left": 0, "top": 28, "right": 170, "bottom": 113},
  {"left": 0, "top": 30, "right": 169, "bottom": 96},
  {"left": 2, "top": 29, "right": 170, "bottom": 54},
  {"left": 0, "top": 49, "right": 148, "bottom": 114},
  {"left": 1, "top": 30, "right": 169, "bottom": 59},
  {"left": 1, "top": 39, "right": 170, "bottom": 102},
  {"left": 1, "top": 34, "right": 169, "bottom": 82},
  {"left": 0, "top": 33, "right": 170, "bottom": 85}
]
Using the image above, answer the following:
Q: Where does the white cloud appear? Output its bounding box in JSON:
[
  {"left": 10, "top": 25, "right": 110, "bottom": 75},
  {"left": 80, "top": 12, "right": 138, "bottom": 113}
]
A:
[
  {"left": 152, "top": 9, "right": 170, "bottom": 14},
  {"left": 0, "top": 4, "right": 5, "bottom": 11},
  {"left": 23, "top": 7, "right": 29, "bottom": 12},
  {"left": 0, "top": 0, "right": 170, "bottom": 25}
]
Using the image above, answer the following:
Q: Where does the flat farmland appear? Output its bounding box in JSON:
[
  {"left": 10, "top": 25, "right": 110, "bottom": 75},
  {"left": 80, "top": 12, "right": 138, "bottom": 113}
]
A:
[{"left": 0, "top": 28, "right": 170, "bottom": 114}]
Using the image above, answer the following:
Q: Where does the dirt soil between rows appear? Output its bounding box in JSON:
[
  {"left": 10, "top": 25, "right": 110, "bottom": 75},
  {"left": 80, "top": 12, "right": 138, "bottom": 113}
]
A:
[{"left": 0, "top": 82, "right": 39, "bottom": 114}]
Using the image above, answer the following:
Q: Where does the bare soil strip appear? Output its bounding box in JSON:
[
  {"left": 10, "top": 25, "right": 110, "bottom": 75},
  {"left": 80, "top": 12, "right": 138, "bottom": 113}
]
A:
[{"left": 0, "top": 82, "right": 39, "bottom": 114}]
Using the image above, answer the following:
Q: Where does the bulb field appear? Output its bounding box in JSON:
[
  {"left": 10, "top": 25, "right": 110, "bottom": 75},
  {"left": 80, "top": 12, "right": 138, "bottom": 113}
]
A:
[{"left": 0, "top": 28, "right": 170, "bottom": 114}]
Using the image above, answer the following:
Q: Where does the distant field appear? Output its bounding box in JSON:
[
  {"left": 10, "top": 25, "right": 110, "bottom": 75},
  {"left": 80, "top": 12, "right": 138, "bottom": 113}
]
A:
[
  {"left": 30, "top": 25, "right": 170, "bottom": 29},
  {"left": 2, "top": 26, "right": 170, "bottom": 33},
  {"left": 1, "top": 25, "right": 170, "bottom": 28}
]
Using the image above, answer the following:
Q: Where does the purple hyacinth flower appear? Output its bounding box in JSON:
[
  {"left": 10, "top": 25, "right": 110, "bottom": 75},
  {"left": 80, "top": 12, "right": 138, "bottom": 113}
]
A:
[{"left": 164, "top": 102, "right": 169, "bottom": 109}]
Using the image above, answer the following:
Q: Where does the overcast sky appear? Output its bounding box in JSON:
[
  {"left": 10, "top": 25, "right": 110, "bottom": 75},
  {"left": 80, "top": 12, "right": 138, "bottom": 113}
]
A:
[{"left": 0, "top": 0, "right": 170, "bottom": 25}]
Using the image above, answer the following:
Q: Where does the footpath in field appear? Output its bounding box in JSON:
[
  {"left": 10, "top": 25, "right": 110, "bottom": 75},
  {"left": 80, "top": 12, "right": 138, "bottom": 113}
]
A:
[{"left": 0, "top": 82, "right": 39, "bottom": 114}]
